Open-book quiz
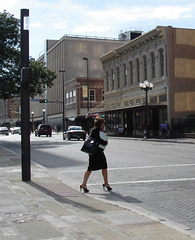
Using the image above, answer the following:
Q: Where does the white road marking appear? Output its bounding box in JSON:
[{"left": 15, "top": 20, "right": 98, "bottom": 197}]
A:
[
  {"left": 60, "top": 163, "right": 195, "bottom": 173},
  {"left": 89, "top": 177, "right": 195, "bottom": 186}
]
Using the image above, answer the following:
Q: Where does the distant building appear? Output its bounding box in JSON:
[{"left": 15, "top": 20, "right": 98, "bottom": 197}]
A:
[
  {"left": 64, "top": 77, "right": 104, "bottom": 129},
  {"left": 96, "top": 26, "right": 195, "bottom": 137},
  {"left": 30, "top": 34, "right": 126, "bottom": 129}
]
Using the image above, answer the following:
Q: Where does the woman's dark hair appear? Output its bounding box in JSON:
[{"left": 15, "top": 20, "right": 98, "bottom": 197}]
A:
[{"left": 94, "top": 116, "right": 105, "bottom": 128}]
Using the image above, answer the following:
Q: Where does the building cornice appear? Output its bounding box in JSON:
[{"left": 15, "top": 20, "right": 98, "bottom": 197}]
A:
[{"left": 100, "top": 26, "right": 166, "bottom": 63}]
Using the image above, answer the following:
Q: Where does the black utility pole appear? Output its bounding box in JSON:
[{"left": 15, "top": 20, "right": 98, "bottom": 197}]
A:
[
  {"left": 20, "top": 9, "right": 31, "bottom": 181},
  {"left": 83, "top": 57, "right": 89, "bottom": 134},
  {"left": 59, "top": 70, "right": 65, "bottom": 137}
]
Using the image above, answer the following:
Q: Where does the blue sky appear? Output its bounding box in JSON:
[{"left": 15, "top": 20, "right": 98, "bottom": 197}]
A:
[{"left": 1, "top": 0, "right": 195, "bottom": 59}]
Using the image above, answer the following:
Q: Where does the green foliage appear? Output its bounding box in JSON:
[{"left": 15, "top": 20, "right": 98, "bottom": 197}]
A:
[
  {"left": 0, "top": 10, "right": 56, "bottom": 100},
  {"left": 29, "top": 59, "right": 56, "bottom": 98},
  {"left": 0, "top": 10, "right": 20, "bottom": 100}
]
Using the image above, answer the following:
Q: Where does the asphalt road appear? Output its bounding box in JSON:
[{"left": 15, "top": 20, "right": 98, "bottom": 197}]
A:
[{"left": 0, "top": 133, "right": 195, "bottom": 232}]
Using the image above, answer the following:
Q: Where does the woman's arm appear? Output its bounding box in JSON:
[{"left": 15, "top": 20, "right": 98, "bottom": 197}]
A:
[{"left": 91, "top": 128, "right": 107, "bottom": 146}]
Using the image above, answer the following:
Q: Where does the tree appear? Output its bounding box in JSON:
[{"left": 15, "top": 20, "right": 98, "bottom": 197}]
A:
[
  {"left": 0, "top": 10, "right": 20, "bottom": 100},
  {"left": 0, "top": 10, "right": 56, "bottom": 100},
  {"left": 29, "top": 59, "right": 56, "bottom": 98}
]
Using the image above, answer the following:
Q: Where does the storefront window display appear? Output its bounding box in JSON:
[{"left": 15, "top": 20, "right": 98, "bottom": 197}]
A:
[{"left": 105, "top": 112, "right": 122, "bottom": 135}]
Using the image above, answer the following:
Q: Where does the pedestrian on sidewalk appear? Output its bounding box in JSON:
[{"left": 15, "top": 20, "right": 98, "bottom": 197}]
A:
[
  {"left": 161, "top": 121, "right": 168, "bottom": 138},
  {"left": 80, "top": 116, "right": 112, "bottom": 193}
]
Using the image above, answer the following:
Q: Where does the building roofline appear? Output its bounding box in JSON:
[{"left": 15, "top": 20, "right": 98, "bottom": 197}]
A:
[{"left": 99, "top": 26, "right": 166, "bottom": 62}]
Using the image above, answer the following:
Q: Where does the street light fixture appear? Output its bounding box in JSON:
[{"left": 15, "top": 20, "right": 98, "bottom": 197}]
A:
[
  {"left": 139, "top": 80, "right": 153, "bottom": 138},
  {"left": 59, "top": 70, "right": 65, "bottom": 138}
]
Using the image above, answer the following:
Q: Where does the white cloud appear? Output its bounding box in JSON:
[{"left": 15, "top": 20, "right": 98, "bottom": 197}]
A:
[
  {"left": 52, "top": 22, "right": 67, "bottom": 29},
  {"left": 30, "top": 22, "right": 43, "bottom": 28},
  {"left": 87, "top": 5, "right": 192, "bottom": 22}
]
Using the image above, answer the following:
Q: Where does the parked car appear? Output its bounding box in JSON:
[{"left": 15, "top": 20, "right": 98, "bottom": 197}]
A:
[
  {"left": 10, "top": 127, "right": 21, "bottom": 134},
  {"left": 35, "top": 124, "right": 52, "bottom": 137},
  {"left": 63, "top": 126, "right": 86, "bottom": 140},
  {"left": 0, "top": 127, "right": 9, "bottom": 135}
]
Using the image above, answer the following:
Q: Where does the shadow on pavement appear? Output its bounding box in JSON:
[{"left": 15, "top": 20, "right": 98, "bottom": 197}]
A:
[{"left": 27, "top": 181, "right": 105, "bottom": 213}]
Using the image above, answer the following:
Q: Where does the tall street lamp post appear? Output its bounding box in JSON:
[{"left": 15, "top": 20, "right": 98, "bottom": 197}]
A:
[
  {"left": 83, "top": 57, "right": 89, "bottom": 133},
  {"left": 59, "top": 70, "right": 65, "bottom": 138},
  {"left": 31, "top": 111, "right": 34, "bottom": 132},
  {"left": 20, "top": 9, "right": 31, "bottom": 182},
  {"left": 139, "top": 80, "right": 153, "bottom": 138}
]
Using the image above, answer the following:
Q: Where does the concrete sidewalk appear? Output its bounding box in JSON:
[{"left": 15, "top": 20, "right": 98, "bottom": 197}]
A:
[
  {"left": 0, "top": 144, "right": 194, "bottom": 240},
  {"left": 109, "top": 136, "right": 195, "bottom": 144}
]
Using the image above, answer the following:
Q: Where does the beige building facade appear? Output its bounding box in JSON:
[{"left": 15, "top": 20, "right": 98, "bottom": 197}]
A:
[
  {"left": 98, "top": 26, "right": 195, "bottom": 137},
  {"left": 30, "top": 35, "right": 126, "bottom": 128}
]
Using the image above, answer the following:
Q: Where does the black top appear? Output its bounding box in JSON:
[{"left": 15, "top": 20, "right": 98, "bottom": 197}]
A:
[
  {"left": 90, "top": 127, "right": 107, "bottom": 146},
  {"left": 87, "top": 127, "right": 108, "bottom": 171}
]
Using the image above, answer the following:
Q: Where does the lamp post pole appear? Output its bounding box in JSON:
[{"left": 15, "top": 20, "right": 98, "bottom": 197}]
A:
[
  {"left": 83, "top": 57, "right": 89, "bottom": 134},
  {"left": 31, "top": 111, "right": 34, "bottom": 132},
  {"left": 139, "top": 81, "right": 153, "bottom": 138},
  {"left": 59, "top": 70, "right": 65, "bottom": 137},
  {"left": 20, "top": 9, "right": 31, "bottom": 182}
]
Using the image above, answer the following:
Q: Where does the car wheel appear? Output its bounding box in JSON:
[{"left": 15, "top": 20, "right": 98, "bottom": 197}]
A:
[
  {"left": 50, "top": 134, "right": 52, "bottom": 137},
  {"left": 63, "top": 136, "right": 65, "bottom": 140},
  {"left": 38, "top": 134, "right": 40, "bottom": 137}
]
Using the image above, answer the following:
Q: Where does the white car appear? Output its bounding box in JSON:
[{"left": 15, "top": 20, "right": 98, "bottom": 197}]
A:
[
  {"left": 0, "top": 127, "right": 9, "bottom": 135},
  {"left": 10, "top": 127, "right": 21, "bottom": 134}
]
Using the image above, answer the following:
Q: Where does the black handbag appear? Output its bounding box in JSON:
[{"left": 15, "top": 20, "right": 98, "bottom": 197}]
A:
[{"left": 81, "top": 137, "right": 99, "bottom": 155}]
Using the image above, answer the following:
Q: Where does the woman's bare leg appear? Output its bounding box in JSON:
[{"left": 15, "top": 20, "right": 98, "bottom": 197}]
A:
[
  {"left": 81, "top": 170, "right": 92, "bottom": 187},
  {"left": 102, "top": 169, "right": 108, "bottom": 185}
]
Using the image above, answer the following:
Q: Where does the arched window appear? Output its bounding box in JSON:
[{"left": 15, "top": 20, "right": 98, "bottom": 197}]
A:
[
  {"left": 111, "top": 69, "right": 114, "bottom": 90},
  {"left": 159, "top": 49, "right": 164, "bottom": 76},
  {"left": 116, "top": 67, "right": 120, "bottom": 89},
  {"left": 123, "top": 64, "right": 127, "bottom": 86},
  {"left": 105, "top": 71, "right": 109, "bottom": 91},
  {"left": 151, "top": 52, "right": 155, "bottom": 79},
  {"left": 143, "top": 55, "right": 147, "bottom": 80},
  {"left": 136, "top": 59, "right": 140, "bottom": 82},
  {"left": 129, "top": 61, "right": 133, "bottom": 84}
]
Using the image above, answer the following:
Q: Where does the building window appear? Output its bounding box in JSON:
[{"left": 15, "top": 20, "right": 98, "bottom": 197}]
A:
[
  {"left": 143, "top": 55, "right": 147, "bottom": 80},
  {"left": 159, "top": 49, "right": 164, "bottom": 76},
  {"left": 105, "top": 71, "right": 109, "bottom": 91},
  {"left": 117, "top": 67, "right": 120, "bottom": 89},
  {"left": 129, "top": 61, "right": 133, "bottom": 84},
  {"left": 102, "top": 90, "right": 104, "bottom": 101},
  {"left": 66, "top": 92, "right": 69, "bottom": 104},
  {"left": 89, "top": 89, "right": 95, "bottom": 101},
  {"left": 73, "top": 90, "right": 76, "bottom": 103},
  {"left": 69, "top": 91, "right": 72, "bottom": 103},
  {"left": 136, "top": 59, "right": 140, "bottom": 82},
  {"left": 123, "top": 64, "right": 127, "bottom": 86},
  {"left": 151, "top": 52, "right": 155, "bottom": 79},
  {"left": 111, "top": 69, "right": 114, "bottom": 90}
]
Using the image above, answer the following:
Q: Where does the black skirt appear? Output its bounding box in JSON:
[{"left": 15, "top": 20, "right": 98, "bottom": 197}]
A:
[{"left": 87, "top": 148, "right": 107, "bottom": 171}]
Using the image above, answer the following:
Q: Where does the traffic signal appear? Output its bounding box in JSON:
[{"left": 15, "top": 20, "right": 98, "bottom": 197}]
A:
[{"left": 39, "top": 99, "right": 48, "bottom": 103}]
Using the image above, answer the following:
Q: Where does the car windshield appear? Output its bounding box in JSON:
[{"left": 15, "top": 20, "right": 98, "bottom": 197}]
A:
[
  {"left": 69, "top": 126, "right": 82, "bottom": 130},
  {"left": 40, "top": 125, "right": 51, "bottom": 129}
]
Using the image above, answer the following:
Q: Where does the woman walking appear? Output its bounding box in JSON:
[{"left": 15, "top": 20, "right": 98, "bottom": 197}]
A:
[{"left": 80, "top": 116, "right": 112, "bottom": 193}]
